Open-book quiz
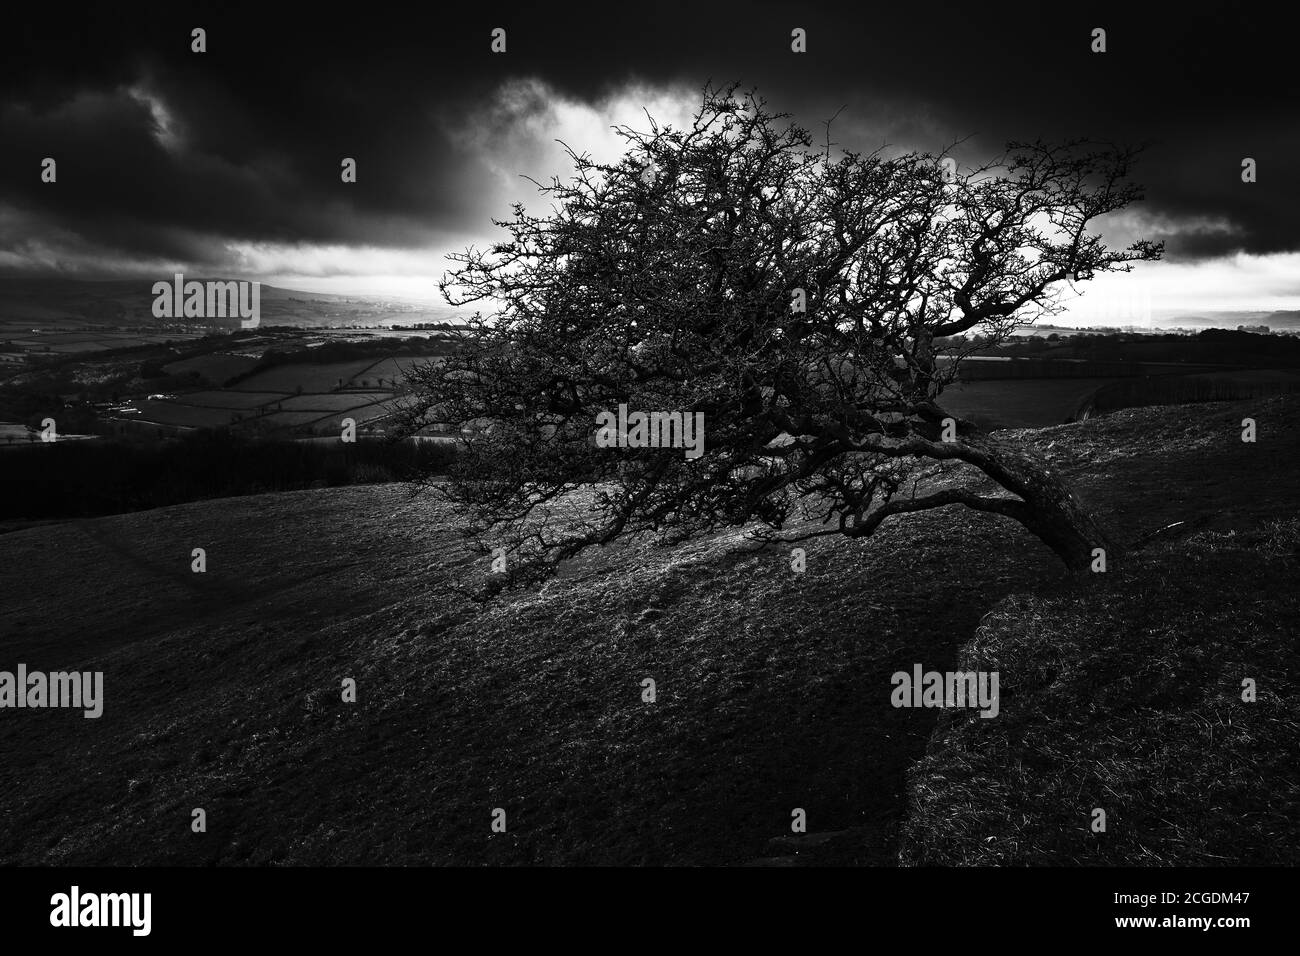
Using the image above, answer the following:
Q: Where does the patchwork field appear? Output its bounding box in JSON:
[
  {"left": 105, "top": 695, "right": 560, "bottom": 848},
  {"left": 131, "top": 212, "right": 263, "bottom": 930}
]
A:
[
  {"left": 113, "top": 355, "right": 426, "bottom": 434},
  {"left": 130, "top": 402, "right": 243, "bottom": 428},
  {"left": 240, "top": 410, "right": 331, "bottom": 429},
  {"left": 941, "top": 378, "right": 1116, "bottom": 429},
  {"left": 0, "top": 328, "right": 204, "bottom": 354},
  {"left": 229, "top": 360, "right": 383, "bottom": 392},
  {"left": 362, "top": 356, "right": 439, "bottom": 384},
  {"left": 173, "top": 390, "right": 293, "bottom": 409},
  {"left": 131, "top": 390, "right": 402, "bottom": 434},
  {"left": 1087, "top": 368, "right": 1300, "bottom": 416},
  {"left": 308, "top": 402, "right": 399, "bottom": 431},
  {"left": 164, "top": 353, "right": 260, "bottom": 384},
  {"left": 274, "top": 392, "right": 394, "bottom": 412}
]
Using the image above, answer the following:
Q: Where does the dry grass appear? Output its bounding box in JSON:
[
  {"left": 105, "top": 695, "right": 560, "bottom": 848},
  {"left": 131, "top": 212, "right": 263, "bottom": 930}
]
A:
[
  {"left": 900, "top": 517, "right": 1300, "bottom": 865},
  {"left": 0, "top": 398, "right": 1296, "bottom": 864}
]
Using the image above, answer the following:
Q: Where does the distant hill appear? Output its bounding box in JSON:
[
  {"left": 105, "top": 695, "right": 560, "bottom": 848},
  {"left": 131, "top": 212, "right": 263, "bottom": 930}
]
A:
[
  {"left": 1155, "top": 309, "right": 1300, "bottom": 331},
  {"left": 0, "top": 277, "right": 467, "bottom": 330},
  {"left": 1265, "top": 310, "right": 1300, "bottom": 328}
]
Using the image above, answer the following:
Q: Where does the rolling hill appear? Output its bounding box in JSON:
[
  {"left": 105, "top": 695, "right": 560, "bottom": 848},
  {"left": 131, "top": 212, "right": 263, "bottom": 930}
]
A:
[
  {"left": 0, "top": 277, "right": 466, "bottom": 330},
  {"left": 0, "top": 398, "right": 1296, "bottom": 865}
]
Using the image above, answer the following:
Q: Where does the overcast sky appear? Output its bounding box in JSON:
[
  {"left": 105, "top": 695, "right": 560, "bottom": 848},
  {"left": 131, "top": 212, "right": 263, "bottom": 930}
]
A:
[{"left": 2, "top": 2, "right": 1295, "bottom": 322}]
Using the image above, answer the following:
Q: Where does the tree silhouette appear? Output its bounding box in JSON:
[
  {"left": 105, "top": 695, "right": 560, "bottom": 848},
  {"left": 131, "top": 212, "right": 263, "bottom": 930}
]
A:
[{"left": 399, "top": 85, "right": 1162, "bottom": 590}]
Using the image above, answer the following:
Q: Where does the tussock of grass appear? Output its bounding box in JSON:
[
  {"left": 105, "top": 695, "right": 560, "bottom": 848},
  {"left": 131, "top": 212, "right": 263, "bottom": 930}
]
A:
[{"left": 900, "top": 517, "right": 1300, "bottom": 865}]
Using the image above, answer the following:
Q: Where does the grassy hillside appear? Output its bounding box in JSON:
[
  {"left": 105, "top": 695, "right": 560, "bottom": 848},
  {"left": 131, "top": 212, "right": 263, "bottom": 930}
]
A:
[
  {"left": 0, "top": 398, "right": 1295, "bottom": 865},
  {"left": 900, "top": 517, "right": 1300, "bottom": 865}
]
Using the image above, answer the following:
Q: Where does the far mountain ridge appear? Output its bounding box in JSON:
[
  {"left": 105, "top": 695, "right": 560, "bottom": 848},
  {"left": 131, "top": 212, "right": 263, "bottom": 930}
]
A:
[{"left": 0, "top": 276, "right": 465, "bottom": 329}]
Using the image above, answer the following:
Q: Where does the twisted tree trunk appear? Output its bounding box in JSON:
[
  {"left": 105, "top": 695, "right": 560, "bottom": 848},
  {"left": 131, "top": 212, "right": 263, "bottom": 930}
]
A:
[{"left": 964, "top": 433, "right": 1113, "bottom": 573}]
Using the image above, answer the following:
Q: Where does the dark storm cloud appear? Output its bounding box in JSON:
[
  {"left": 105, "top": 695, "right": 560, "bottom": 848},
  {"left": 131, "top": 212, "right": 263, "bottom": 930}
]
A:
[{"left": 0, "top": 1, "right": 1295, "bottom": 276}]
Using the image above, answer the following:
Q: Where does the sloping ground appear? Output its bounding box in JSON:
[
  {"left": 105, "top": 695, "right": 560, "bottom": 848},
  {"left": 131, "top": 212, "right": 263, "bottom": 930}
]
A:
[
  {"left": 0, "top": 398, "right": 1296, "bottom": 865},
  {"left": 898, "top": 518, "right": 1300, "bottom": 865}
]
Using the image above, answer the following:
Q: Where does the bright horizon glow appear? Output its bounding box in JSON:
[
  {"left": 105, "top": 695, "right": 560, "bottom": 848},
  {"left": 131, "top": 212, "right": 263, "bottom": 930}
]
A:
[
  {"left": 8, "top": 77, "right": 1296, "bottom": 324},
  {"left": 266, "top": 250, "right": 1300, "bottom": 325}
]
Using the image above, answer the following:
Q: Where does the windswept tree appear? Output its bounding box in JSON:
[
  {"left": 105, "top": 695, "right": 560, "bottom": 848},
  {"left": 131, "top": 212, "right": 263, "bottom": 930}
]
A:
[{"left": 398, "top": 85, "right": 1162, "bottom": 590}]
